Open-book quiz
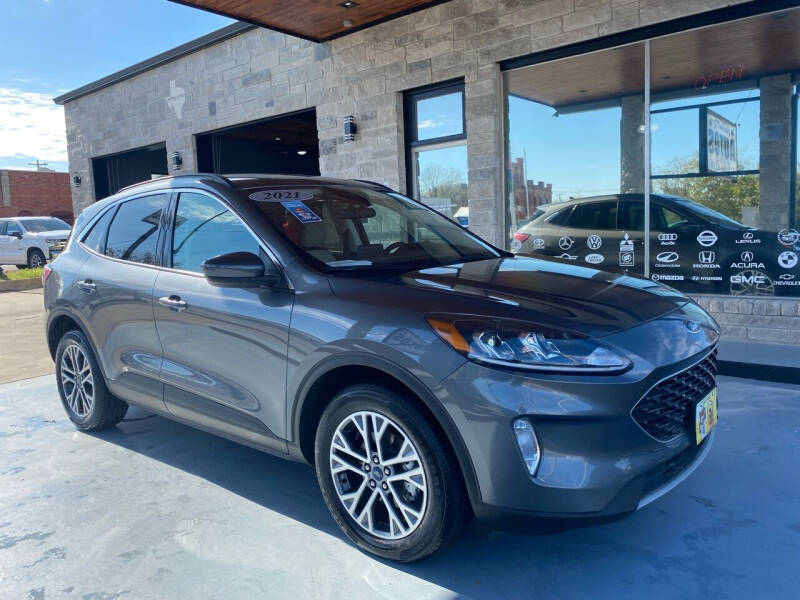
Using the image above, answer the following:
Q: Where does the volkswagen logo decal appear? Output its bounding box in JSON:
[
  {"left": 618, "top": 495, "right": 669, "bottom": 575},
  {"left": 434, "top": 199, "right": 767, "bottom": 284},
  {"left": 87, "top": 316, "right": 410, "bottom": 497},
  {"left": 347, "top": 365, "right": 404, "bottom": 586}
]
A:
[{"left": 684, "top": 320, "right": 702, "bottom": 333}]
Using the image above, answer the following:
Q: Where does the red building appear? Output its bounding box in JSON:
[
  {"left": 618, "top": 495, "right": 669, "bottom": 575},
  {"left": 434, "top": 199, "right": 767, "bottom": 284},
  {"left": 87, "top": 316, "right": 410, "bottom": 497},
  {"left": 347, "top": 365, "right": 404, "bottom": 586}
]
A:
[
  {"left": 509, "top": 158, "right": 552, "bottom": 223},
  {"left": 0, "top": 169, "right": 74, "bottom": 224}
]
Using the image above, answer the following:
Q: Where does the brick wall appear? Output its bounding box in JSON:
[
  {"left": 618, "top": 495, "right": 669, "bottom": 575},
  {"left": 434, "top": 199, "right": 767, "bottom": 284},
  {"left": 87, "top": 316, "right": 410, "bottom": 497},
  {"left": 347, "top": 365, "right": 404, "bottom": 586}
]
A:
[
  {"left": 694, "top": 295, "right": 800, "bottom": 345},
  {"left": 0, "top": 170, "right": 74, "bottom": 224}
]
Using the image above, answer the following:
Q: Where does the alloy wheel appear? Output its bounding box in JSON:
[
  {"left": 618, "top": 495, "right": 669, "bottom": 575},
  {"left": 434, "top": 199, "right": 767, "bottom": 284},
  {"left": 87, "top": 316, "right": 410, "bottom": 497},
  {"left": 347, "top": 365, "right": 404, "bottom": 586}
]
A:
[
  {"left": 329, "top": 410, "right": 427, "bottom": 540},
  {"left": 30, "top": 253, "right": 44, "bottom": 268},
  {"left": 60, "top": 344, "right": 95, "bottom": 417}
]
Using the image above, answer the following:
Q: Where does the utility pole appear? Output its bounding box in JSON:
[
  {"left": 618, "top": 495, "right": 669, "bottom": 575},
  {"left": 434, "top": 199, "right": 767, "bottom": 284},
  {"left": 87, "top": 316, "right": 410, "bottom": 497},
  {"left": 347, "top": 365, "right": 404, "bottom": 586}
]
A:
[{"left": 28, "top": 160, "right": 49, "bottom": 171}]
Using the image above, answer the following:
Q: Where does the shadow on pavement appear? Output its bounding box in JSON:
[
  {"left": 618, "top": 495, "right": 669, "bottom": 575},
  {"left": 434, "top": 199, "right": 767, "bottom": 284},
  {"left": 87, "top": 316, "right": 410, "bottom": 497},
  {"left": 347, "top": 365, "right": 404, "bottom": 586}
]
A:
[{"left": 87, "top": 401, "right": 772, "bottom": 600}]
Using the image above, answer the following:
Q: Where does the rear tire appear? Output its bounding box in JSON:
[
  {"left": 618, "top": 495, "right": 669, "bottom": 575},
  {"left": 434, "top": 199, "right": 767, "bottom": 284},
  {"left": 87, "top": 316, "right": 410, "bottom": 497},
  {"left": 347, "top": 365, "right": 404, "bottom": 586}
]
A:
[
  {"left": 27, "top": 249, "right": 46, "bottom": 269},
  {"left": 315, "top": 384, "right": 470, "bottom": 561},
  {"left": 55, "top": 330, "right": 128, "bottom": 431}
]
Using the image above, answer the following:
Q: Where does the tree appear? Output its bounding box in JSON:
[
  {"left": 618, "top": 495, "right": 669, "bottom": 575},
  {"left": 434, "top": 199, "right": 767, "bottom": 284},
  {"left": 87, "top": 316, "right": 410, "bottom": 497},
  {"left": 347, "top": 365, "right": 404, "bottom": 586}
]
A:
[
  {"left": 654, "top": 155, "right": 759, "bottom": 222},
  {"left": 417, "top": 163, "right": 467, "bottom": 212}
]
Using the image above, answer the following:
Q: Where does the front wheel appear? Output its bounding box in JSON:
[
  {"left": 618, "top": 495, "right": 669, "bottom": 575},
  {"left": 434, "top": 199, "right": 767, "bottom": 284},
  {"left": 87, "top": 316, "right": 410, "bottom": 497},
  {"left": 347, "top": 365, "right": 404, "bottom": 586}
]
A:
[
  {"left": 27, "top": 249, "right": 46, "bottom": 269},
  {"left": 315, "top": 384, "right": 469, "bottom": 561}
]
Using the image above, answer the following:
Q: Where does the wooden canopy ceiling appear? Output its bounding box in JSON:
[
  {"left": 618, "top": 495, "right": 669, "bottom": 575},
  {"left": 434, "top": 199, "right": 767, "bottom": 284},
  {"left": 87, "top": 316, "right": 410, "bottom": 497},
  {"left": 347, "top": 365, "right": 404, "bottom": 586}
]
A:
[
  {"left": 169, "top": 0, "right": 449, "bottom": 42},
  {"left": 507, "top": 7, "right": 800, "bottom": 111}
]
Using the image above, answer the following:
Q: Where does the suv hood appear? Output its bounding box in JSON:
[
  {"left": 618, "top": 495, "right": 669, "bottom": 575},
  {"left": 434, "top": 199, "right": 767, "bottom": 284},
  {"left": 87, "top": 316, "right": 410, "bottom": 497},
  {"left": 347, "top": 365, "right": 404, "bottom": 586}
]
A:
[
  {"left": 29, "top": 229, "right": 71, "bottom": 238},
  {"left": 389, "top": 256, "right": 690, "bottom": 338}
]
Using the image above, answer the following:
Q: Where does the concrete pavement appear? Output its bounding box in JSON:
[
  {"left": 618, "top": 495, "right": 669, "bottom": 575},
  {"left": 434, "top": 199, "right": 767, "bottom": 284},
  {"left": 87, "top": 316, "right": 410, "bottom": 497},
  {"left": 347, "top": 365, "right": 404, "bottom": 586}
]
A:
[
  {"left": 0, "top": 289, "right": 52, "bottom": 384},
  {"left": 1, "top": 374, "right": 798, "bottom": 599}
]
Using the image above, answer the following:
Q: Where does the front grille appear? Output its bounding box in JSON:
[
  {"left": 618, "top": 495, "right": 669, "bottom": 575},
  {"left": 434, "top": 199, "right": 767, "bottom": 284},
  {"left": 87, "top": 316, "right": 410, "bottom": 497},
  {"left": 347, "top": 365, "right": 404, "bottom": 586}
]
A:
[{"left": 632, "top": 349, "right": 718, "bottom": 442}]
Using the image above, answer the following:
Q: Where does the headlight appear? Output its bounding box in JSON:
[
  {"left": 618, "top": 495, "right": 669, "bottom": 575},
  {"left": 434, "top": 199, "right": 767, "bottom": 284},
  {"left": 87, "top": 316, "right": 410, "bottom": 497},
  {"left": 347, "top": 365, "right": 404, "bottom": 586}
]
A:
[
  {"left": 45, "top": 238, "right": 59, "bottom": 244},
  {"left": 427, "top": 315, "right": 631, "bottom": 373}
]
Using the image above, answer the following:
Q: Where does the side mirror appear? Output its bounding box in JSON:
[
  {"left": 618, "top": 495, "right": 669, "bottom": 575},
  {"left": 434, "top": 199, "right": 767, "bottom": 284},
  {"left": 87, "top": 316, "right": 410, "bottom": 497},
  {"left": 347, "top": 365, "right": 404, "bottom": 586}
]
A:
[
  {"left": 10, "top": 231, "right": 23, "bottom": 239},
  {"left": 201, "top": 251, "right": 282, "bottom": 288}
]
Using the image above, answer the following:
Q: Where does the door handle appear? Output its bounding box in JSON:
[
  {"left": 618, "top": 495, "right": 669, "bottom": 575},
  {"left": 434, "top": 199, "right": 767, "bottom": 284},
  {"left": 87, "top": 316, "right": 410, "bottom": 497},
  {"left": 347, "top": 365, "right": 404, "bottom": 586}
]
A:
[
  {"left": 77, "top": 279, "right": 96, "bottom": 293},
  {"left": 159, "top": 295, "right": 188, "bottom": 312}
]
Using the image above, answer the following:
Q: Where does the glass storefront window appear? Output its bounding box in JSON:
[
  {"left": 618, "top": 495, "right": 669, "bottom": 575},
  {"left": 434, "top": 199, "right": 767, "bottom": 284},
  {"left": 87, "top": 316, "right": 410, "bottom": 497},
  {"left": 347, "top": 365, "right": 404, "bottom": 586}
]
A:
[
  {"left": 504, "top": 8, "right": 800, "bottom": 298},
  {"left": 405, "top": 81, "right": 468, "bottom": 225}
]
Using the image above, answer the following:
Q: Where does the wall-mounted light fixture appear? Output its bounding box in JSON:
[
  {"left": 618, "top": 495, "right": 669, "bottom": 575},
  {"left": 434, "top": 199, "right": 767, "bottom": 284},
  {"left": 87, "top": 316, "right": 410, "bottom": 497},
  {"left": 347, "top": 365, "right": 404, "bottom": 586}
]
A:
[
  {"left": 344, "top": 115, "right": 357, "bottom": 141},
  {"left": 72, "top": 173, "right": 82, "bottom": 187},
  {"left": 171, "top": 151, "right": 183, "bottom": 170}
]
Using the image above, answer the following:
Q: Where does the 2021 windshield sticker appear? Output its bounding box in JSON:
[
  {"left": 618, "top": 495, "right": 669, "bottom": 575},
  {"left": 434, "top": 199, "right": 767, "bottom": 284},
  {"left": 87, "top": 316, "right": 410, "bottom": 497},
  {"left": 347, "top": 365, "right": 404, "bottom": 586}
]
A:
[
  {"left": 282, "top": 200, "right": 322, "bottom": 223},
  {"left": 249, "top": 189, "right": 314, "bottom": 202}
]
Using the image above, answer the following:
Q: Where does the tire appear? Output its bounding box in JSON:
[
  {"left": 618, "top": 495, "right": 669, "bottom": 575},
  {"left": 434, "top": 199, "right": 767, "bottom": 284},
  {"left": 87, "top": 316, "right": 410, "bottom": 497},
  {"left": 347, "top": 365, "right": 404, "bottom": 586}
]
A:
[
  {"left": 55, "top": 329, "right": 128, "bottom": 431},
  {"left": 27, "top": 248, "right": 46, "bottom": 269},
  {"left": 315, "top": 384, "right": 470, "bottom": 561},
  {"left": 15, "top": 265, "right": 27, "bottom": 270}
]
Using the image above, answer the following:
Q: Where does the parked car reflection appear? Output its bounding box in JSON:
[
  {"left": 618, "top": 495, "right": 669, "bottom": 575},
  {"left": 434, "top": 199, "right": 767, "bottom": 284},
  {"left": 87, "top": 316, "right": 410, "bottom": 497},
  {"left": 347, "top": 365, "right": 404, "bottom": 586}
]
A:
[{"left": 511, "top": 193, "right": 800, "bottom": 296}]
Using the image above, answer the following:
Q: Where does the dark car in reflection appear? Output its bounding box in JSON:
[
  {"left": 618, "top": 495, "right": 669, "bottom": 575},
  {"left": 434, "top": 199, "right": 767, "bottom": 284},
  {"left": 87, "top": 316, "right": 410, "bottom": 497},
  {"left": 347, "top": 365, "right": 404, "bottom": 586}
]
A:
[{"left": 512, "top": 193, "right": 800, "bottom": 296}]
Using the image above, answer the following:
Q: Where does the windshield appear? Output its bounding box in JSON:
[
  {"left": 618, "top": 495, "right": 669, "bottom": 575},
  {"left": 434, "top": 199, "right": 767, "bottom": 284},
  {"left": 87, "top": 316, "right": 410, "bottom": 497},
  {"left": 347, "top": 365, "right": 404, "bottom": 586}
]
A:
[
  {"left": 20, "top": 218, "right": 70, "bottom": 232},
  {"left": 674, "top": 199, "right": 745, "bottom": 228},
  {"left": 242, "top": 185, "right": 500, "bottom": 271}
]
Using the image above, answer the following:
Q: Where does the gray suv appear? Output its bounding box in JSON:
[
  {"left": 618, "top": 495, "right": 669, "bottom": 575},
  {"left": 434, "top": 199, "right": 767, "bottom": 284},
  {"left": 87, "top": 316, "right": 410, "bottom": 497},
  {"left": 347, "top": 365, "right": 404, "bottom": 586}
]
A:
[{"left": 44, "top": 174, "right": 720, "bottom": 561}]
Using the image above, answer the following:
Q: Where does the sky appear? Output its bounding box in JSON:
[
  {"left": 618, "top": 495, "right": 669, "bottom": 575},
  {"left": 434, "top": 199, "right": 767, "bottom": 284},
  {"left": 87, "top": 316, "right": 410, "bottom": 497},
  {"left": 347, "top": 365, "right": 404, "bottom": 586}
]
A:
[{"left": 0, "top": 0, "right": 233, "bottom": 172}]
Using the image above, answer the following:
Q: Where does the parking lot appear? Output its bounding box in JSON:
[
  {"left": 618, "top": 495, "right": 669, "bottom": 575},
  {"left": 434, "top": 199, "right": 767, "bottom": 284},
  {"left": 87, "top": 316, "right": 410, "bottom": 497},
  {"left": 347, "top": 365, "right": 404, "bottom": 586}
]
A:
[{"left": 1, "top": 364, "right": 798, "bottom": 598}]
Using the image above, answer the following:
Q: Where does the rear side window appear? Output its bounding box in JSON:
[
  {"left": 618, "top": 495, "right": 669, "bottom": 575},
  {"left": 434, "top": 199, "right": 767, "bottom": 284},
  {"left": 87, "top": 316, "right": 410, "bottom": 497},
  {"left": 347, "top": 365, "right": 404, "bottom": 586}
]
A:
[
  {"left": 545, "top": 206, "right": 573, "bottom": 226},
  {"left": 104, "top": 194, "right": 167, "bottom": 265},
  {"left": 0, "top": 221, "right": 6, "bottom": 235},
  {"left": 564, "top": 201, "right": 617, "bottom": 230},
  {"left": 171, "top": 192, "right": 260, "bottom": 273},
  {"left": 81, "top": 207, "right": 117, "bottom": 253}
]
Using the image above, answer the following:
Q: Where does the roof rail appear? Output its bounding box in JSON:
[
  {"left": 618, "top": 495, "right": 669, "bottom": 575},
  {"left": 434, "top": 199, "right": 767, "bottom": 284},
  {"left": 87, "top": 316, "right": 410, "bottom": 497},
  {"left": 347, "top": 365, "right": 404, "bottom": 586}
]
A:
[
  {"left": 351, "top": 179, "right": 395, "bottom": 192},
  {"left": 115, "top": 173, "right": 233, "bottom": 195}
]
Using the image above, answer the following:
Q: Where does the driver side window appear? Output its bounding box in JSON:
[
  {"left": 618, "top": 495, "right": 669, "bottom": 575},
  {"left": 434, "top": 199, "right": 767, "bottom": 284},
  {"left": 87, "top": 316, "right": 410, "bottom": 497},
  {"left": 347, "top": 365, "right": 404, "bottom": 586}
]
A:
[
  {"left": 7, "top": 221, "right": 22, "bottom": 236},
  {"left": 171, "top": 192, "right": 260, "bottom": 273}
]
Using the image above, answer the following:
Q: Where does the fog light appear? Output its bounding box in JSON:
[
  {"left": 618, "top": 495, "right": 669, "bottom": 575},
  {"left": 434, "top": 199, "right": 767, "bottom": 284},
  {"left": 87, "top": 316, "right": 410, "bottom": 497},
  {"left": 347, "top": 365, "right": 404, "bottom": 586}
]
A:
[{"left": 513, "top": 418, "right": 540, "bottom": 477}]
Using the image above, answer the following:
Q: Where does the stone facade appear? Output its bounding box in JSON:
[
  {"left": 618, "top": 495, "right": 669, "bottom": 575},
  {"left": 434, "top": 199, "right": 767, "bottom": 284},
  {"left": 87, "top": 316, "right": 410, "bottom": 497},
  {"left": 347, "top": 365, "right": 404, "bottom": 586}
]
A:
[
  {"left": 62, "top": 0, "right": 755, "bottom": 247},
  {"left": 695, "top": 295, "right": 800, "bottom": 345}
]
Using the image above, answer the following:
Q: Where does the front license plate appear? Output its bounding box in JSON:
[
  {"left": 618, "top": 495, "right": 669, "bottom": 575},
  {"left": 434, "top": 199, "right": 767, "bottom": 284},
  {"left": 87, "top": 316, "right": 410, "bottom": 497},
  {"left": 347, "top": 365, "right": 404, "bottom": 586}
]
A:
[{"left": 695, "top": 388, "right": 718, "bottom": 444}]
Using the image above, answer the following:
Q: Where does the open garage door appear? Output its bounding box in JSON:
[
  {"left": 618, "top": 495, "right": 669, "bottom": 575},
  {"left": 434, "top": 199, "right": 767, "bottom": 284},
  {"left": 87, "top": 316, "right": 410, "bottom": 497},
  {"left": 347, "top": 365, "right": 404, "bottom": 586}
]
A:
[
  {"left": 196, "top": 109, "right": 320, "bottom": 176},
  {"left": 91, "top": 143, "right": 169, "bottom": 200}
]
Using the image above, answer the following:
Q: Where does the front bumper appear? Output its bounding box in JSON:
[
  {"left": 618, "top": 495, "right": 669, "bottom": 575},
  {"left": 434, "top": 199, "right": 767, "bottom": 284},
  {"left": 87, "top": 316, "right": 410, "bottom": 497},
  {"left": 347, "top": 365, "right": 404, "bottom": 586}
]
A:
[{"left": 435, "top": 304, "right": 719, "bottom": 530}]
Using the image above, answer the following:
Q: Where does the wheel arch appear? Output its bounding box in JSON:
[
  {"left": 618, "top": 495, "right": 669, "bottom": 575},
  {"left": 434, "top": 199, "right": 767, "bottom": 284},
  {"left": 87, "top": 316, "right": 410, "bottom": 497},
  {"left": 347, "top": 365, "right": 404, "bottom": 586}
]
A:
[
  {"left": 46, "top": 310, "right": 104, "bottom": 374},
  {"left": 290, "top": 354, "right": 481, "bottom": 505}
]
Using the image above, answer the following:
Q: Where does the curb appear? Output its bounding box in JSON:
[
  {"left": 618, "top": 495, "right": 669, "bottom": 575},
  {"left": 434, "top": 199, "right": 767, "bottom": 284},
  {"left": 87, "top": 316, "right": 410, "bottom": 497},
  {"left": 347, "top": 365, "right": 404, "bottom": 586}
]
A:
[
  {"left": 718, "top": 360, "right": 800, "bottom": 385},
  {"left": 0, "top": 278, "right": 43, "bottom": 293}
]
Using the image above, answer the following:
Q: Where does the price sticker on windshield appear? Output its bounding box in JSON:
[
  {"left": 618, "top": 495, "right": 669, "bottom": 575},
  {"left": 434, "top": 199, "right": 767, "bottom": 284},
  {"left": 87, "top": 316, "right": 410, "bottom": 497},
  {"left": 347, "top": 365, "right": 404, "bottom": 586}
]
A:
[
  {"left": 281, "top": 200, "right": 322, "bottom": 223},
  {"left": 249, "top": 189, "right": 314, "bottom": 202}
]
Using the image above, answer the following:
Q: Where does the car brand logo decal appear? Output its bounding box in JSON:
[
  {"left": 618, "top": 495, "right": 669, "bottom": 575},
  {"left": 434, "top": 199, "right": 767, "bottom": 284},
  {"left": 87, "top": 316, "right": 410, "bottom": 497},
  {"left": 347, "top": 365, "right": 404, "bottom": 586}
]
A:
[
  {"left": 619, "top": 233, "right": 635, "bottom": 267},
  {"left": 697, "top": 230, "right": 718, "bottom": 247},
  {"left": 778, "top": 251, "right": 798, "bottom": 269},
  {"left": 558, "top": 236, "right": 574, "bottom": 250},
  {"left": 740, "top": 251, "right": 754, "bottom": 262},
  {"left": 585, "top": 253, "right": 604, "bottom": 264},
  {"left": 558, "top": 253, "right": 578, "bottom": 260},
  {"left": 777, "top": 228, "right": 799, "bottom": 247},
  {"left": 684, "top": 320, "right": 702, "bottom": 333},
  {"left": 587, "top": 235, "right": 602, "bottom": 250},
  {"left": 779, "top": 273, "right": 795, "bottom": 280},
  {"left": 730, "top": 273, "right": 767, "bottom": 285},
  {"left": 658, "top": 233, "right": 677, "bottom": 245},
  {"left": 651, "top": 273, "right": 683, "bottom": 281},
  {"left": 735, "top": 231, "right": 761, "bottom": 245},
  {"left": 698, "top": 251, "right": 715, "bottom": 264},
  {"left": 532, "top": 238, "right": 545, "bottom": 249},
  {"left": 656, "top": 251, "right": 679, "bottom": 263}
]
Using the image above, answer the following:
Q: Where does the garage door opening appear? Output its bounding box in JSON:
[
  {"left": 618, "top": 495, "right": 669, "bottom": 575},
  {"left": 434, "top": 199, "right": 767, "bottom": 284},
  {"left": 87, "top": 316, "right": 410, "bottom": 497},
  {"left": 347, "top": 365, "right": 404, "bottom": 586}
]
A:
[
  {"left": 196, "top": 109, "right": 320, "bottom": 176},
  {"left": 91, "top": 143, "right": 169, "bottom": 200}
]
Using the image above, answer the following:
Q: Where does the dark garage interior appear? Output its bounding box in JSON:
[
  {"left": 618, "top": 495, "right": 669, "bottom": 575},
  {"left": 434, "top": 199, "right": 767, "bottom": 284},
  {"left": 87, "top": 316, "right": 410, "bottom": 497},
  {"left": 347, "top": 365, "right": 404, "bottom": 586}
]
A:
[
  {"left": 196, "top": 109, "right": 320, "bottom": 176},
  {"left": 91, "top": 143, "right": 169, "bottom": 200}
]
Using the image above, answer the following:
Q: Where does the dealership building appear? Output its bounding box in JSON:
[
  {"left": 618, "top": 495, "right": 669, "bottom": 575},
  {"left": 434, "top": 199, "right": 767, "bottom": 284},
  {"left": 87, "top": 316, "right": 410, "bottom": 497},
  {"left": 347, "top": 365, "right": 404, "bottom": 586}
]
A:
[{"left": 55, "top": 0, "right": 800, "bottom": 344}]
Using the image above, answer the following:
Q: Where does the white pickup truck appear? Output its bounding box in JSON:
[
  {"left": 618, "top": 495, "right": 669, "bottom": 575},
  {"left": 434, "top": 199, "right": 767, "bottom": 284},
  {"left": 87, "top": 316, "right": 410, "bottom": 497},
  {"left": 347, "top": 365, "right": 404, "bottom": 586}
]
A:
[{"left": 0, "top": 217, "right": 71, "bottom": 268}]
